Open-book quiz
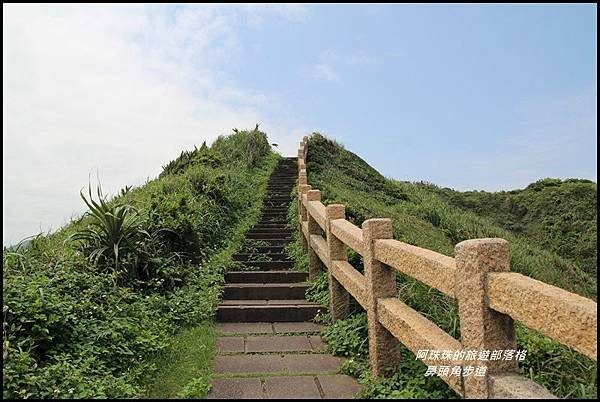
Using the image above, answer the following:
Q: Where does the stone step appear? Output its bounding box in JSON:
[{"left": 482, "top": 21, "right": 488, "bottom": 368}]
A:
[
  {"left": 213, "top": 353, "right": 343, "bottom": 374},
  {"left": 265, "top": 194, "right": 292, "bottom": 197},
  {"left": 233, "top": 253, "right": 290, "bottom": 261},
  {"left": 217, "top": 302, "right": 324, "bottom": 322},
  {"left": 246, "top": 239, "right": 291, "bottom": 246},
  {"left": 248, "top": 227, "right": 291, "bottom": 232},
  {"left": 260, "top": 212, "right": 289, "bottom": 217},
  {"left": 251, "top": 224, "right": 289, "bottom": 230},
  {"left": 247, "top": 228, "right": 292, "bottom": 234},
  {"left": 263, "top": 202, "right": 291, "bottom": 208},
  {"left": 246, "top": 232, "right": 290, "bottom": 239},
  {"left": 250, "top": 228, "right": 291, "bottom": 233},
  {"left": 225, "top": 270, "right": 307, "bottom": 284},
  {"left": 256, "top": 220, "right": 288, "bottom": 225},
  {"left": 239, "top": 245, "right": 285, "bottom": 254},
  {"left": 240, "top": 260, "right": 295, "bottom": 270},
  {"left": 217, "top": 335, "right": 326, "bottom": 353},
  {"left": 223, "top": 283, "right": 308, "bottom": 300},
  {"left": 209, "top": 374, "right": 360, "bottom": 399},
  {"left": 217, "top": 322, "right": 324, "bottom": 335}
]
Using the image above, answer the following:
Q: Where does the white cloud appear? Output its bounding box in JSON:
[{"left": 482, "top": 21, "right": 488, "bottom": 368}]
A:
[
  {"left": 2, "top": 4, "right": 302, "bottom": 245},
  {"left": 311, "top": 63, "right": 341, "bottom": 83}
]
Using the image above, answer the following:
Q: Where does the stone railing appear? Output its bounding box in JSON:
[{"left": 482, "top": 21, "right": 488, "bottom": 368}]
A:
[{"left": 296, "top": 136, "right": 597, "bottom": 399}]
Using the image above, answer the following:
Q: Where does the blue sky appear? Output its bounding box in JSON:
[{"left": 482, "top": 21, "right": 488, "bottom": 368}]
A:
[{"left": 3, "top": 4, "right": 597, "bottom": 244}]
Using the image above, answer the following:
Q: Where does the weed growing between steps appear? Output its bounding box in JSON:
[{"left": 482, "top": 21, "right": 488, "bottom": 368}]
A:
[
  {"left": 3, "top": 129, "right": 279, "bottom": 399},
  {"left": 293, "top": 133, "right": 597, "bottom": 399}
]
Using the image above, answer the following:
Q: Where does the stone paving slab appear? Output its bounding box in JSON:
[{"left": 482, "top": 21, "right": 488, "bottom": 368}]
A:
[
  {"left": 317, "top": 375, "right": 362, "bottom": 399},
  {"left": 208, "top": 375, "right": 361, "bottom": 399},
  {"left": 215, "top": 355, "right": 286, "bottom": 373},
  {"left": 214, "top": 354, "right": 344, "bottom": 374},
  {"left": 208, "top": 378, "right": 263, "bottom": 399},
  {"left": 273, "top": 322, "right": 324, "bottom": 333},
  {"left": 265, "top": 376, "right": 321, "bottom": 399},
  {"left": 217, "top": 322, "right": 273, "bottom": 334},
  {"left": 217, "top": 337, "right": 245, "bottom": 353},
  {"left": 285, "top": 354, "right": 344, "bottom": 372},
  {"left": 308, "top": 336, "right": 327, "bottom": 350},
  {"left": 245, "top": 335, "right": 312, "bottom": 352}
]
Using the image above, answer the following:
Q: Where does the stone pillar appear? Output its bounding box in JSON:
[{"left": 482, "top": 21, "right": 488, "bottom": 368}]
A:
[
  {"left": 455, "top": 238, "right": 518, "bottom": 399},
  {"left": 298, "top": 184, "right": 311, "bottom": 252},
  {"left": 306, "top": 189, "right": 323, "bottom": 281},
  {"left": 325, "top": 204, "right": 350, "bottom": 322},
  {"left": 363, "top": 218, "right": 401, "bottom": 377},
  {"left": 298, "top": 160, "right": 306, "bottom": 174},
  {"left": 299, "top": 170, "right": 307, "bottom": 185}
]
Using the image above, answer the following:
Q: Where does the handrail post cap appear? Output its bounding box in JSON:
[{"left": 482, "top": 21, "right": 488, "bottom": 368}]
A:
[
  {"left": 307, "top": 189, "right": 321, "bottom": 201},
  {"left": 325, "top": 204, "right": 345, "bottom": 219},
  {"left": 455, "top": 238, "right": 509, "bottom": 254},
  {"left": 362, "top": 218, "right": 393, "bottom": 228}
]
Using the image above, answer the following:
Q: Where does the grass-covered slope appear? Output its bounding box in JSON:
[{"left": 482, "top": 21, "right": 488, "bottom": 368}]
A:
[
  {"left": 289, "top": 133, "right": 596, "bottom": 399},
  {"left": 421, "top": 178, "right": 597, "bottom": 276},
  {"left": 306, "top": 134, "right": 595, "bottom": 300},
  {"left": 3, "top": 129, "right": 279, "bottom": 399}
]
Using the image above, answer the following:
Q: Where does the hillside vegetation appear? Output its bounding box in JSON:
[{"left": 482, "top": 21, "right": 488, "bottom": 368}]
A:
[
  {"left": 421, "top": 178, "right": 596, "bottom": 276},
  {"left": 286, "top": 133, "right": 596, "bottom": 399},
  {"left": 3, "top": 129, "right": 278, "bottom": 399}
]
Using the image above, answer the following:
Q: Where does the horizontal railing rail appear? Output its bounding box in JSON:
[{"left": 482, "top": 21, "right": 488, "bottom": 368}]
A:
[{"left": 296, "top": 136, "right": 597, "bottom": 399}]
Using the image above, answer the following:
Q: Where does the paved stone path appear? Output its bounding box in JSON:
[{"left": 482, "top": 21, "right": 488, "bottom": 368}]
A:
[{"left": 209, "top": 157, "right": 360, "bottom": 399}]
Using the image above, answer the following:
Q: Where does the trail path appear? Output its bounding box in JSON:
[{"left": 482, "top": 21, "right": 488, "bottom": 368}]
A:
[{"left": 209, "top": 157, "right": 360, "bottom": 399}]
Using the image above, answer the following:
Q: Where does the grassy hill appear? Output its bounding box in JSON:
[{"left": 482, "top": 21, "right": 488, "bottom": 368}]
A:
[
  {"left": 287, "top": 133, "right": 596, "bottom": 398},
  {"left": 420, "top": 178, "right": 597, "bottom": 277},
  {"left": 3, "top": 129, "right": 279, "bottom": 399}
]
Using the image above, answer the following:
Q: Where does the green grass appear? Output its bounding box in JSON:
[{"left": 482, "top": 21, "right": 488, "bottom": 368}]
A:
[
  {"left": 424, "top": 178, "right": 597, "bottom": 276},
  {"left": 145, "top": 323, "right": 217, "bottom": 399},
  {"left": 293, "top": 133, "right": 597, "bottom": 399}
]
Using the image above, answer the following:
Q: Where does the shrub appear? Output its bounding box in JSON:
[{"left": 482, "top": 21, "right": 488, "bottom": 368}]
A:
[{"left": 3, "top": 128, "right": 279, "bottom": 398}]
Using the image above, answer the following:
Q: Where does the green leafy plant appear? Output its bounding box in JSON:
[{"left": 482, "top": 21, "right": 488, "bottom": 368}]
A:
[
  {"left": 176, "top": 377, "right": 212, "bottom": 399},
  {"left": 68, "top": 185, "right": 149, "bottom": 282}
]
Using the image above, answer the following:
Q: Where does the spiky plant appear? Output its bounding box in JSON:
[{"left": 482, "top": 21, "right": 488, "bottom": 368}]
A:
[{"left": 69, "top": 185, "right": 148, "bottom": 282}]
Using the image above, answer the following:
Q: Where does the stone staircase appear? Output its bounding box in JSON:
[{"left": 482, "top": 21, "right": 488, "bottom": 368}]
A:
[
  {"left": 209, "top": 157, "right": 361, "bottom": 399},
  {"left": 216, "top": 157, "right": 322, "bottom": 323}
]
